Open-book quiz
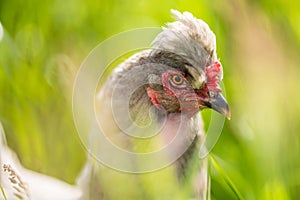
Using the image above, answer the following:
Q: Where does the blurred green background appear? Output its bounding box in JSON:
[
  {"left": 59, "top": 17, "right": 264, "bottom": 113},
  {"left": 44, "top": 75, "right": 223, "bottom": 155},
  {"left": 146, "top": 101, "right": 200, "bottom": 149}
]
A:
[{"left": 0, "top": 0, "right": 300, "bottom": 199}]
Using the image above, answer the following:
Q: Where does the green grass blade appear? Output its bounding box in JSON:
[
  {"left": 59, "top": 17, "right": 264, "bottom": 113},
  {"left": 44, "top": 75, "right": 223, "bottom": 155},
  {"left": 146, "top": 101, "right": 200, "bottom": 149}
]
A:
[
  {"left": 0, "top": 184, "right": 7, "bottom": 200},
  {"left": 210, "top": 154, "right": 244, "bottom": 200}
]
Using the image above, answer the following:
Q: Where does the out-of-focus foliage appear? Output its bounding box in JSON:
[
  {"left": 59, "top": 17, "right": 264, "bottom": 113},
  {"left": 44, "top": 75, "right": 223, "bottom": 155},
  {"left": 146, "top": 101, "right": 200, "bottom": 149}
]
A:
[{"left": 0, "top": 0, "right": 300, "bottom": 199}]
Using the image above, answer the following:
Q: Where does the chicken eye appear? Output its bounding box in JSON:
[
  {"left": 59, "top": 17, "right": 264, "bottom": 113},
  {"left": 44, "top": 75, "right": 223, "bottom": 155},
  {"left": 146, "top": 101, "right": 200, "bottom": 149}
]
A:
[{"left": 170, "top": 74, "right": 186, "bottom": 87}]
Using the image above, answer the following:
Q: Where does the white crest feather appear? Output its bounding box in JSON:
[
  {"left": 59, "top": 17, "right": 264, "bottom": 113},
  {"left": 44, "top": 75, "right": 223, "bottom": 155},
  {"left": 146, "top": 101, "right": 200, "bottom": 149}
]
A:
[{"left": 152, "top": 9, "right": 217, "bottom": 67}]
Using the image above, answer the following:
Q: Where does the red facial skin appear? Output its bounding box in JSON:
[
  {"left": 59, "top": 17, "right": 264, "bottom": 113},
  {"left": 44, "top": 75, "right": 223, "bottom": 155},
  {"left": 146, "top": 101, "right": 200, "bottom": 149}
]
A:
[
  {"left": 195, "top": 61, "right": 222, "bottom": 102},
  {"left": 206, "top": 62, "right": 222, "bottom": 92},
  {"left": 147, "top": 87, "right": 164, "bottom": 110},
  {"left": 147, "top": 61, "right": 222, "bottom": 114}
]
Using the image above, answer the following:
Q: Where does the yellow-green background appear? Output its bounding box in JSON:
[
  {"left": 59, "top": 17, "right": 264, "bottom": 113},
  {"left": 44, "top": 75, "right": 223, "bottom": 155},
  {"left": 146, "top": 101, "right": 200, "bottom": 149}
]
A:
[{"left": 0, "top": 0, "right": 299, "bottom": 199}]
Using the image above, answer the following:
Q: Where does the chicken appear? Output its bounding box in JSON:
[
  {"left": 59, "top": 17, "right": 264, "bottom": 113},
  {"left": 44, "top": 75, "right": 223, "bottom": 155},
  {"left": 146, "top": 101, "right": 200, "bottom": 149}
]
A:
[
  {"left": 0, "top": 123, "right": 82, "bottom": 200},
  {"left": 82, "top": 9, "right": 230, "bottom": 200}
]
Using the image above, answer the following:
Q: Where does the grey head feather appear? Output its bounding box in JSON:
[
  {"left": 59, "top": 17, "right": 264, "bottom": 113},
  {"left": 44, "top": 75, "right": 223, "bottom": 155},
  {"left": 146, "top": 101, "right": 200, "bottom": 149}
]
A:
[{"left": 151, "top": 9, "right": 217, "bottom": 70}]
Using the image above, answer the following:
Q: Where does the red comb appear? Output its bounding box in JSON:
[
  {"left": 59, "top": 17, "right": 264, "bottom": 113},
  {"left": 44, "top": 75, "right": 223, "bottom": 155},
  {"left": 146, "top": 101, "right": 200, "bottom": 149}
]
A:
[{"left": 205, "top": 61, "right": 222, "bottom": 92}]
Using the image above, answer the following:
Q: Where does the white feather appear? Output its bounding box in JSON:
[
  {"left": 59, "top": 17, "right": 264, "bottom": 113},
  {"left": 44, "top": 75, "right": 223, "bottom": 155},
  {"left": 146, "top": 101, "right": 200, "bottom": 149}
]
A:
[
  {"left": 152, "top": 9, "right": 217, "bottom": 65},
  {"left": 0, "top": 123, "right": 82, "bottom": 200}
]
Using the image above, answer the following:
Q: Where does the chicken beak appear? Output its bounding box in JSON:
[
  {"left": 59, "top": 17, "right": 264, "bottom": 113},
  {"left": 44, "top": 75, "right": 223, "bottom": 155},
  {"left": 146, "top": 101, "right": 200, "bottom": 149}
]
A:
[{"left": 209, "top": 93, "right": 231, "bottom": 120}]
